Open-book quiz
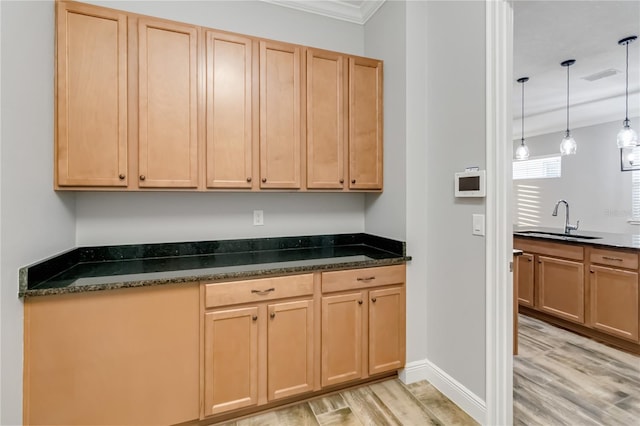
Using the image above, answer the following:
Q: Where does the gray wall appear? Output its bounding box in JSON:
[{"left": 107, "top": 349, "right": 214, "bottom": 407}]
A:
[
  {"left": 423, "top": 0, "right": 487, "bottom": 400},
  {"left": 0, "top": 2, "right": 77, "bottom": 424},
  {"left": 513, "top": 117, "right": 640, "bottom": 234}
]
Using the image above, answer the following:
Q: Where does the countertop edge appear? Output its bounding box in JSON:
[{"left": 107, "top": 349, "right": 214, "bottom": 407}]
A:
[{"left": 20, "top": 256, "right": 411, "bottom": 298}]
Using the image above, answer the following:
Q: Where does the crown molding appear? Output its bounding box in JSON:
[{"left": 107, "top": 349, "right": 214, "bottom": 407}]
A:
[{"left": 261, "top": 0, "right": 385, "bottom": 24}]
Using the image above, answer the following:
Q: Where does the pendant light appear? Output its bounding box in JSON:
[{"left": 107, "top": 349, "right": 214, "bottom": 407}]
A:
[
  {"left": 559, "top": 59, "right": 577, "bottom": 156},
  {"left": 515, "top": 77, "right": 530, "bottom": 160},
  {"left": 616, "top": 35, "right": 638, "bottom": 148}
]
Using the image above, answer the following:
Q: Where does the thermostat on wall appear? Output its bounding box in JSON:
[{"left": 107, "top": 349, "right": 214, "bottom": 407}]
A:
[{"left": 455, "top": 170, "right": 486, "bottom": 197}]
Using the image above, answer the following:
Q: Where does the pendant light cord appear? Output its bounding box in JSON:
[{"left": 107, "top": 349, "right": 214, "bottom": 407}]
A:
[
  {"left": 625, "top": 41, "right": 629, "bottom": 123},
  {"left": 521, "top": 81, "right": 525, "bottom": 142},
  {"left": 566, "top": 64, "right": 570, "bottom": 134}
]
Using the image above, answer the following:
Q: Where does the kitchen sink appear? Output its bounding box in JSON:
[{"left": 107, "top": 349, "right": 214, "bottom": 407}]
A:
[{"left": 516, "top": 230, "right": 602, "bottom": 240}]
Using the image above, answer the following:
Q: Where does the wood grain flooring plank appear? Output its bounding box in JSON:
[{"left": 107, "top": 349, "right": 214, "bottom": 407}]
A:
[
  {"left": 308, "top": 393, "right": 348, "bottom": 416},
  {"left": 235, "top": 404, "right": 319, "bottom": 426},
  {"left": 368, "top": 380, "right": 443, "bottom": 425},
  {"left": 341, "top": 384, "right": 403, "bottom": 426},
  {"left": 315, "top": 407, "right": 362, "bottom": 426},
  {"left": 405, "top": 380, "right": 478, "bottom": 426}
]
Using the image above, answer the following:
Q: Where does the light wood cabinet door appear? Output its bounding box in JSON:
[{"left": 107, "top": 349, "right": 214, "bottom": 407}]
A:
[
  {"left": 538, "top": 256, "right": 585, "bottom": 324},
  {"left": 368, "top": 286, "right": 405, "bottom": 376},
  {"left": 321, "top": 292, "right": 364, "bottom": 387},
  {"left": 138, "top": 19, "right": 198, "bottom": 188},
  {"left": 517, "top": 253, "right": 535, "bottom": 307},
  {"left": 348, "top": 57, "right": 383, "bottom": 190},
  {"left": 590, "top": 265, "right": 639, "bottom": 341},
  {"left": 306, "top": 49, "right": 346, "bottom": 189},
  {"left": 206, "top": 31, "right": 253, "bottom": 189},
  {"left": 56, "top": 1, "right": 128, "bottom": 187},
  {"left": 259, "top": 41, "right": 301, "bottom": 189},
  {"left": 204, "top": 307, "right": 259, "bottom": 416},
  {"left": 267, "top": 299, "right": 314, "bottom": 401}
]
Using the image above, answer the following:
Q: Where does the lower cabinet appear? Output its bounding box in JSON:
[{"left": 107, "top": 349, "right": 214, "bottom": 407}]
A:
[
  {"left": 516, "top": 253, "right": 534, "bottom": 307},
  {"left": 368, "top": 286, "right": 406, "bottom": 375},
  {"left": 538, "top": 255, "right": 585, "bottom": 324},
  {"left": 589, "top": 265, "right": 639, "bottom": 341}
]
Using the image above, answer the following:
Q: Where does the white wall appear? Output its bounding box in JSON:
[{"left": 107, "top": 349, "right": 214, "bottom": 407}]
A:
[
  {"left": 513, "top": 117, "right": 640, "bottom": 234},
  {"left": 75, "top": 0, "right": 367, "bottom": 246},
  {"left": 423, "top": 0, "right": 487, "bottom": 400},
  {"left": 0, "top": 1, "right": 77, "bottom": 424},
  {"left": 362, "top": 0, "right": 407, "bottom": 242}
]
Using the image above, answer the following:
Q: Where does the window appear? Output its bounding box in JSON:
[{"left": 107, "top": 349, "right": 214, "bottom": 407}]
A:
[
  {"left": 630, "top": 148, "right": 640, "bottom": 224},
  {"left": 513, "top": 155, "right": 561, "bottom": 180}
]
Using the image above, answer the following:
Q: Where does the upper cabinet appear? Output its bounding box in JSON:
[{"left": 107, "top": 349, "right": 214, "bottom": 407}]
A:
[
  {"left": 137, "top": 18, "right": 199, "bottom": 188},
  {"left": 55, "top": 1, "right": 128, "bottom": 187},
  {"left": 259, "top": 41, "right": 302, "bottom": 189},
  {"left": 54, "top": 1, "right": 383, "bottom": 192},
  {"left": 205, "top": 31, "right": 254, "bottom": 189},
  {"left": 349, "top": 57, "right": 383, "bottom": 190}
]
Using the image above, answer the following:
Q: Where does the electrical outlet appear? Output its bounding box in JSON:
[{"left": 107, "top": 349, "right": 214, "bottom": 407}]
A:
[{"left": 253, "top": 210, "right": 264, "bottom": 226}]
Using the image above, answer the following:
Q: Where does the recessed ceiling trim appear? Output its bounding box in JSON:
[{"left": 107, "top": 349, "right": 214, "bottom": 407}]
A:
[{"left": 261, "top": 0, "right": 386, "bottom": 24}]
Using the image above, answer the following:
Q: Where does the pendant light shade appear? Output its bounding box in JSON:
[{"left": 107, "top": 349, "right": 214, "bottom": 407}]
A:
[
  {"left": 617, "top": 35, "right": 638, "bottom": 148},
  {"left": 560, "top": 59, "right": 577, "bottom": 156},
  {"left": 515, "top": 77, "right": 530, "bottom": 160}
]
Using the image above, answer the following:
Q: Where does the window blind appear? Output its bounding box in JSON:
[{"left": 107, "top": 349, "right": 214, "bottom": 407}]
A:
[{"left": 513, "top": 155, "right": 561, "bottom": 180}]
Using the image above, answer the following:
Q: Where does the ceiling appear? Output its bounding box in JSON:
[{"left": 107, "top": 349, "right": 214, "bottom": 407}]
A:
[{"left": 262, "top": 1, "right": 639, "bottom": 139}]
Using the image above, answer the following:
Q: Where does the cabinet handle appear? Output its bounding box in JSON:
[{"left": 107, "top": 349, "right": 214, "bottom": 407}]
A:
[
  {"left": 527, "top": 258, "right": 532, "bottom": 262},
  {"left": 246, "top": 177, "right": 252, "bottom": 183},
  {"left": 358, "top": 300, "right": 363, "bottom": 305},
  {"left": 252, "top": 315, "right": 258, "bottom": 321},
  {"left": 371, "top": 297, "right": 377, "bottom": 303},
  {"left": 262, "top": 178, "right": 267, "bottom": 183},
  {"left": 602, "top": 256, "right": 624, "bottom": 261},
  {"left": 118, "top": 174, "right": 125, "bottom": 180},
  {"left": 139, "top": 175, "right": 146, "bottom": 181},
  {"left": 590, "top": 270, "right": 594, "bottom": 273},
  {"left": 340, "top": 179, "right": 344, "bottom": 184},
  {"left": 357, "top": 276, "right": 376, "bottom": 282},
  {"left": 351, "top": 179, "right": 356, "bottom": 184},
  {"left": 251, "top": 288, "right": 275, "bottom": 295},
  {"left": 270, "top": 312, "right": 276, "bottom": 319}
]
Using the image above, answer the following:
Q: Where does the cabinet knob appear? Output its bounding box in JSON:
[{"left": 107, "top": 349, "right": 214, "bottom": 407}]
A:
[
  {"left": 527, "top": 258, "right": 532, "bottom": 262},
  {"left": 371, "top": 298, "right": 377, "bottom": 303},
  {"left": 351, "top": 179, "right": 356, "bottom": 184},
  {"left": 340, "top": 179, "right": 344, "bottom": 184},
  {"left": 270, "top": 312, "right": 276, "bottom": 319},
  {"left": 358, "top": 300, "right": 363, "bottom": 305},
  {"left": 247, "top": 177, "right": 252, "bottom": 183},
  {"left": 139, "top": 175, "right": 146, "bottom": 181},
  {"left": 590, "top": 270, "right": 594, "bottom": 274},
  {"left": 262, "top": 178, "right": 267, "bottom": 183},
  {"left": 252, "top": 315, "right": 258, "bottom": 321},
  {"left": 118, "top": 174, "right": 125, "bottom": 180}
]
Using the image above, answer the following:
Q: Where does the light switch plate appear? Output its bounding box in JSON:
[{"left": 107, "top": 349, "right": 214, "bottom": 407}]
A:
[
  {"left": 253, "top": 210, "right": 264, "bottom": 226},
  {"left": 472, "top": 214, "right": 485, "bottom": 236}
]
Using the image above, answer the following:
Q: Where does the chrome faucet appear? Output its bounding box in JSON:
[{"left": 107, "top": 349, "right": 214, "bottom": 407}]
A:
[{"left": 552, "top": 199, "right": 579, "bottom": 234}]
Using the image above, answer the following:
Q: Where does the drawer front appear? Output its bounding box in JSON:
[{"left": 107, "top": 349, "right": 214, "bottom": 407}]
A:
[
  {"left": 590, "top": 248, "right": 638, "bottom": 270},
  {"left": 514, "top": 238, "right": 584, "bottom": 261},
  {"left": 204, "top": 274, "right": 314, "bottom": 308},
  {"left": 322, "top": 264, "right": 405, "bottom": 293}
]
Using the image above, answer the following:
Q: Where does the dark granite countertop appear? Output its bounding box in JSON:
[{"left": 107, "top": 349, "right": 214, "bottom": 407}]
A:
[
  {"left": 513, "top": 226, "right": 640, "bottom": 251},
  {"left": 19, "top": 233, "right": 410, "bottom": 297}
]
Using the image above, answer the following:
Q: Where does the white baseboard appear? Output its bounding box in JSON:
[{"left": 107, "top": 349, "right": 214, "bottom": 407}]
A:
[{"left": 399, "top": 359, "right": 487, "bottom": 425}]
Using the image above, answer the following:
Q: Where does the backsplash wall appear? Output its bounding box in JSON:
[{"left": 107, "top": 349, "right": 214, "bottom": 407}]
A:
[{"left": 512, "top": 116, "right": 640, "bottom": 234}]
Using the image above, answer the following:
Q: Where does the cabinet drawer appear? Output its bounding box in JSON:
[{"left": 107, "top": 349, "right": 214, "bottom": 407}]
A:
[
  {"left": 322, "top": 265, "right": 405, "bottom": 293},
  {"left": 590, "top": 248, "right": 638, "bottom": 270},
  {"left": 514, "top": 238, "right": 584, "bottom": 261},
  {"left": 204, "top": 274, "right": 314, "bottom": 308}
]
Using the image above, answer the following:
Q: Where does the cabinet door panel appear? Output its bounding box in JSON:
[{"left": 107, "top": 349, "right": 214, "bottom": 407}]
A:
[
  {"left": 590, "top": 266, "right": 639, "bottom": 341},
  {"left": 517, "top": 253, "right": 535, "bottom": 307},
  {"left": 259, "top": 41, "right": 301, "bottom": 189},
  {"left": 538, "top": 256, "right": 585, "bottom": 324},
  {"left": 349, "top": 57, "right": 382, "bottom": 190},
  {"left": 138, "top": 19, "right": 198, "bottom": 188},
  {"left": 267, "top": 299, "right": 314, "bottom": 401},
  {"left": 206, "top": 32, "right": 253, "bottom": 188},
  {"left": 369, "top": 286, "right": 405, "bottom": 375},
  {"left": 204, "top": 307, "right": 259, "bottom": 416},
  {"left": 56, "top": 2, "right": 127, "bottom": 187},
  {"left": 306, "top": 49, "right": 345, "bottom": 189},
  {"left": 321, "top": 293, "right": 363, "bottom": 387}
]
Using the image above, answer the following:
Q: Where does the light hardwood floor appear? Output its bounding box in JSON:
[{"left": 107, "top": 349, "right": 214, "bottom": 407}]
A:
[
  {"left": 216, "top": 315, "right": 639, "bottom": 425},
  {"left": 514, "top": 314, "right": 640, "bottom": 426}
]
